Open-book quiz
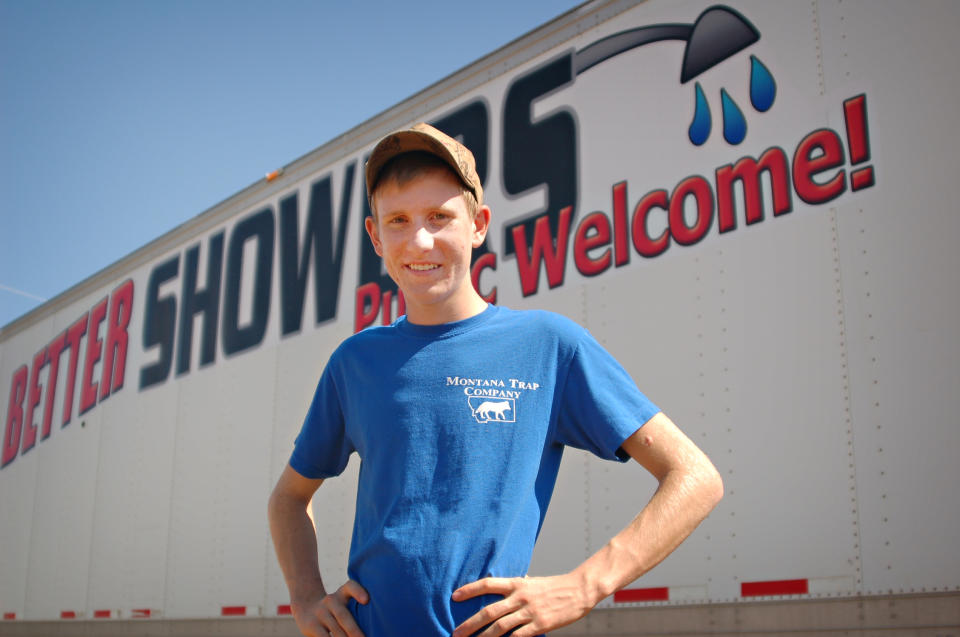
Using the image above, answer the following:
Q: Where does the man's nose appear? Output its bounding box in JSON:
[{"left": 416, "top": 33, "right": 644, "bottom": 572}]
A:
[{"left": 412, "top": 225, "right": 434, "bottom": 250}]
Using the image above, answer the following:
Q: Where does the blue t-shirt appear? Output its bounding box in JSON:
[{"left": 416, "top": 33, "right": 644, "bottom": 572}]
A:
[{"left": 290, "top": 304, "right": 659, "bottom": 636}]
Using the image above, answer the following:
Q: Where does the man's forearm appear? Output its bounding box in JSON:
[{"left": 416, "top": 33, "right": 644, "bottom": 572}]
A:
[
  {"left": 268, "top": 490, "right": 327, "bottom": 603},
  {"left": 574, "top": 441, "right": 724, "bottom": 603}
]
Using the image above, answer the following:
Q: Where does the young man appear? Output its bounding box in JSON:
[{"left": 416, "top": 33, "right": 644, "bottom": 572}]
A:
[{"left": 268, "top": 123, "right": 724, "bottom": 637}]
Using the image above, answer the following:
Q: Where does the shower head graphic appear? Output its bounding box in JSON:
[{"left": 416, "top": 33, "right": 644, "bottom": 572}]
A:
[
  {"left": 680, "top": 6, "right": 760, "bottom": 82},
  {"left": 574, "top": 5, "right": 760, "bottom": 82},
  {"left": 573, "top": 4, "right": 774, "bottom": 146}
]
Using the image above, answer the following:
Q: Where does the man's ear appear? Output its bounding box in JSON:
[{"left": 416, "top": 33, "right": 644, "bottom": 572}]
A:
[
  {"left": 472, "top": 206, "right": 492, "bottom": 248},
  {"left": 364, "top": 216, "right": 383, "bottom": 256}
]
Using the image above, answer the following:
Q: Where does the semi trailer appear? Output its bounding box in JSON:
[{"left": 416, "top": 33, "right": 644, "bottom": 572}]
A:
[{"left": 1, "top": 1, "right": 958, "bottom": 634}]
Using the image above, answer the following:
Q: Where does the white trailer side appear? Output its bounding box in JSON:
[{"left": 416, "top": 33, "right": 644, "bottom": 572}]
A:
[{"left": 1, "top": 1, "right": 957, "bottom": 634}]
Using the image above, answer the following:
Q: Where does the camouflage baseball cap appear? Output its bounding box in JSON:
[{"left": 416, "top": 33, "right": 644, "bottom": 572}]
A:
[{"left": 365, "top": 122, "right": 483, "bottom": 206}]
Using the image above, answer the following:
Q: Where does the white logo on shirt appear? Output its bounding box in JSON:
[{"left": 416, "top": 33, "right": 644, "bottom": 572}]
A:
[
  {"left": 469, "top": 398, "right": 515, "bottom": 423},
  {"left": 445, "top": 376, "right": 540, "bottom": 424}
]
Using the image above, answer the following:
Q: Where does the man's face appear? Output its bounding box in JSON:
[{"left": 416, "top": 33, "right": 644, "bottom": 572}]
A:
[{"left": 365, "top": 168, "right": 489, "bottom": 325}]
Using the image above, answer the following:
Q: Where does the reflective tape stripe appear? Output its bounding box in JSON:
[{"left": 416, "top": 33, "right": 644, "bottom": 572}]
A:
[
  {"left": 221, "top": 605, "right": 261, "bottom": 617},
  {"left": 614, "top": 587, "right": 669, "bottom": 602},
  {"left": 741, "top": 578, "right": 809, "bottom": 596}
]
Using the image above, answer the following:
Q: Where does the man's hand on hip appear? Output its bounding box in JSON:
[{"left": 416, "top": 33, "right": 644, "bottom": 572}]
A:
[
  {"left": 451, "top": 573, "right": 595, "bottom": 637},
  {"left": 291, "top": 580, "right": 369, "bottom": 637}
]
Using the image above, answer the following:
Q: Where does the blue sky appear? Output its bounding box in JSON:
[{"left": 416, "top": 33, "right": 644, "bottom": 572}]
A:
[{"left": 0, "top": 0, "right": 580, "bottom": 328}]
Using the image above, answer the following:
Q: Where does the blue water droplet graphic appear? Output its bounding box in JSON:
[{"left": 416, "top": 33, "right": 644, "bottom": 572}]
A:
[
  {"left": 688, "top": 82, "right": 711, "bottom": 146},
  {"left": 750, "top": 55, "right": 776, "bottom": 112},
  {"left": 721, "top": 89, "right": 746, "bottom": 145}
]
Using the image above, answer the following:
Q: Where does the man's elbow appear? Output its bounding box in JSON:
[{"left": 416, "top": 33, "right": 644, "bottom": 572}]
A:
[
  {"left": 709, "top": 467, "right": 725, "bottom": 508},
  {"left": 267, "top": 478, "right": 299, "bottom": 523},
  {"left": 699, "top": 461, "right": 724, "bottom": 512},
  {"left": 267, "top": 482, "right": 284, "bottom": 524}
]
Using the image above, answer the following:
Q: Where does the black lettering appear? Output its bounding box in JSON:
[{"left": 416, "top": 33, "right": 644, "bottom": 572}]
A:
[
  {"left": 176, "top": 233, "right": 224, "bottom": 375},
  {"left": 280, "top": 164, "right": 355, "bottom": 335},
  {"left": 502, "top": 53, "right": 577, "bottom": 256},
  {"left": 223, "top": 208, "right": 274, "bottom": 355},
  {"left": 140, "top": 256, "right": 179, "bottom": 389}
]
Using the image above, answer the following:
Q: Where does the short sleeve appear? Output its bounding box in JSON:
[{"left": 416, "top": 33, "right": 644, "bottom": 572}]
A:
[
  {"left": 289, "top": 359, "right": 354, "bottom": 479},
  {"left": 555, "top": 331, "right": 660, "bottom": 461}
]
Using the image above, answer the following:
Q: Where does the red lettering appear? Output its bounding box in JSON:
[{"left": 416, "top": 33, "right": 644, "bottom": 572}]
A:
[
  {"left": 380, "top": 290, "right": 393, "bottom": 325},
  {"left": 62, "top": 314, "right": 89, "bottom": 427},
  {"left": 631, "top": 190, "right": 670, "bottom": 258},
  {"left": 573, "top": 212, "right": 612, "bottom": 277},
  {"left": 843, "top": 94, "right": 874, "bottom": 191},
  {"left": 354, "top": 282, "right": 381, "bottom": 333},
  {"left": 21, "top": 348, "right": 48, "bottom": 454},
  {"left": 80, "top": 297, "right": 108, "bottom": 415},
  {"left": 100, "top": 279, "right": 134, "bottom": 400},
  {"left": 2, "top": 366, "right": 28, "bottom": 468},
  {"left": 611, "top": 182, "right": 629, "bottom": 267},
  {"left": 42, "top": 331, "right": 67, "bottom": 440},
  {"left": 669, "top": 176, "right": 714, "bottom": 246},
  {"left": 471, "top": 252, "right": 497, "bottom": 304},
  {"left": 716, "top": 148, "right": 792, "bottom": 233},
  {"left": 844, "top": 94, "right": 870, "bottom": 163},
  {"left": 380, "top": 289, "right": 405, "bottom": 325},
  {"left": 793, "top": 129, "right": 846, "bottom": 204},
  {"left": 512, "top": 206, "right": 572, "bottom": 297}
]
